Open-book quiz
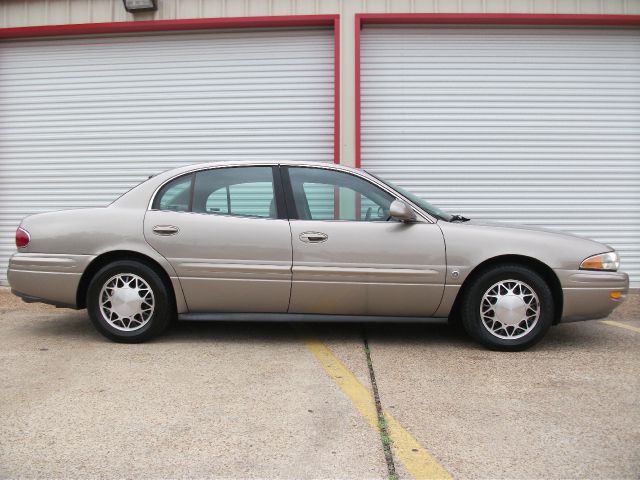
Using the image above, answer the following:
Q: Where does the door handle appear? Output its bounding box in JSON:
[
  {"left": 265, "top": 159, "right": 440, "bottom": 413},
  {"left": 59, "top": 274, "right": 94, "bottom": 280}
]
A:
[
  {"left": 299, "top": 231, "right": 328, "bottom": 243},
  {"left": 152, "top": 225, "right": 179, "bottom": 236}
]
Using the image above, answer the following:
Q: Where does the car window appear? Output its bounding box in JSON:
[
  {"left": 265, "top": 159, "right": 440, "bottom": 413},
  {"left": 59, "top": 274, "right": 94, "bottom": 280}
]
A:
[
  {"left": 193, "top": 167, "right": 277, "bottom": 219},
  {"left": 153, "top": 174, "right": 193, "bottom": 212},
  {"left": 287, "top": 167, "right": 395, "bottom": 221},
  {"left": 368, "top": 172, "right": 453, "bottom": 222}
]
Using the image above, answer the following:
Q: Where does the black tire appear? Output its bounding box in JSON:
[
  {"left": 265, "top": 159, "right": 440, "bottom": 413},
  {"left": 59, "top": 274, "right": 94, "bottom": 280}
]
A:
[
  {"left": 87, "top": 260, "right": 174, "bottom": 343},
  {"left": 460, "top": 264, "right": 554, "bottom": 351}
]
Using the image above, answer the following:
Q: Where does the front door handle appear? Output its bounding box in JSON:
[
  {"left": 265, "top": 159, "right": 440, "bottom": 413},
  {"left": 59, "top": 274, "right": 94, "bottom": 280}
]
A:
[
  {"left": 152, "top": 225, "right": 179, "bottom": 236},
  {"left": 299, "top": 231, "right": 328, "bottom": 243}
]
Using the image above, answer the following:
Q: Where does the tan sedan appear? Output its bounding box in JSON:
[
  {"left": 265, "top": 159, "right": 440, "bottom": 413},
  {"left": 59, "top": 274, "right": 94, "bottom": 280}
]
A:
[{"left": 7, "top": 161, "right": 629, "bottom": 350}]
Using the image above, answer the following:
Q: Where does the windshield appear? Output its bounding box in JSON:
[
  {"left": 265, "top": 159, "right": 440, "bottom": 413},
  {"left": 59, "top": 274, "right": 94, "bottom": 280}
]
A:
[{"left": 368, "top": 172, "right": 453, "bottom": 222}]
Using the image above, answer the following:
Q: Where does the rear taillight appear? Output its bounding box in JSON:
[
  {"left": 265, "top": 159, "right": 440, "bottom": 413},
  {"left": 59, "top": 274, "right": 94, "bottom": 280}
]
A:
[{"left": 16, "top": 227, "right": 30, "bottom": 248}]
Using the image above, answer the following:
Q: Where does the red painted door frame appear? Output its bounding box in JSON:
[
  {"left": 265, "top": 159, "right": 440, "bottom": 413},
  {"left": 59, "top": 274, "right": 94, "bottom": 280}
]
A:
[
  {"left": 354, "top": 13, "right": 640, "bottom": 168},
  {"left": 0, "top": 15, "right": 341, "bottom": 164}
]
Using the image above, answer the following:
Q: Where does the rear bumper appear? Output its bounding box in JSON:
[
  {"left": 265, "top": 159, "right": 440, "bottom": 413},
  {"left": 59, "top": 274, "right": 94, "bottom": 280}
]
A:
[
  {"left": 11, "top": 288, "right": 78, "bottom": 309},
  {"left": 7, "top": 253, "right": 95, "bottom": 308},
  {"left": 556, "top": 270, "right": 629, "bottom": 322}
]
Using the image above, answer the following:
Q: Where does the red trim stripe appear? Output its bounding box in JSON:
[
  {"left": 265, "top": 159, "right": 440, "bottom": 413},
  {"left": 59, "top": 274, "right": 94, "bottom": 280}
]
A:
[
  {"left": 0, "top": 15, "right": 338, "bottom": 39},
  {"left": 357, "top": 13, "right": 640, "bottom": 26},
  {"left": 354, "top": 15, "right": 362, "bottom": 169},
  {"left": 333, "top": 15, "right": 341, "bottom": 164}
]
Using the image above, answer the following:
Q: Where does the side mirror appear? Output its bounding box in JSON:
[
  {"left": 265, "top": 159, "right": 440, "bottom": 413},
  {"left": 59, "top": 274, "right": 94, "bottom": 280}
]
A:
[{"left": 389, "top": 200, "right": 416, "bottom": 222}]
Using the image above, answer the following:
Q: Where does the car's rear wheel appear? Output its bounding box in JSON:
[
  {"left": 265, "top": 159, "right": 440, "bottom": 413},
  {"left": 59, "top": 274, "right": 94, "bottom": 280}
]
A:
[
  {"left": 460, "top": 264, "right": 554, "bottom": 351},
  {"left": 87, "top": 260, "right": 173, "bottom": 343}
]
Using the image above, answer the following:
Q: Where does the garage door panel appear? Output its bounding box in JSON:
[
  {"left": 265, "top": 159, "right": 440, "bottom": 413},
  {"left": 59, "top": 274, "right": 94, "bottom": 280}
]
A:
[
  {"left": 361, "top": 26, "right": 640, "bottom": 287},
  {"left": 0, "top": 27, "right": 334, "bottom": 285}
]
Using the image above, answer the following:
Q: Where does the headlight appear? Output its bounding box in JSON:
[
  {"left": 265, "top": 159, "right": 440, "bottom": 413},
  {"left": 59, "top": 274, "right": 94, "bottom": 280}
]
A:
[{"left": 580, "top": 252, "right": 619, "bottom": 271}]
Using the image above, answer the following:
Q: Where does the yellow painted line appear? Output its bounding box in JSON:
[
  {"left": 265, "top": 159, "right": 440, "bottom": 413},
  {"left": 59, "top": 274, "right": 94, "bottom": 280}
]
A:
[
  {"left": 303, "top": 337, "right": 379, "bottom": 427},
  {"left": 303, "top": 337, "right": 452, "bottom": 480},
  {"left": 384, "top": 412, "right": 452, "bottom": 480},
  {"left": 600, "top": 320, "right": 640, "bottom": 334}
]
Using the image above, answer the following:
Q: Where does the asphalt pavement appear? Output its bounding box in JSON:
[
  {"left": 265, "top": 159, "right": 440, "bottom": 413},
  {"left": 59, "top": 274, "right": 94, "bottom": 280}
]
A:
[{"left": 0, "top": 288, "right": 638, "bottom": 479}]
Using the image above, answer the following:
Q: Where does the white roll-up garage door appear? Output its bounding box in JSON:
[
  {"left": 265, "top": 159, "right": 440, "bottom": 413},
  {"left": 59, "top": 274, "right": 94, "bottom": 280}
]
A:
[
  {"left": 0, "top": 27, "right": 334, "bottom": 284},
  {"left": 361, "top": 26, "right": 640, "bottom": 287}
]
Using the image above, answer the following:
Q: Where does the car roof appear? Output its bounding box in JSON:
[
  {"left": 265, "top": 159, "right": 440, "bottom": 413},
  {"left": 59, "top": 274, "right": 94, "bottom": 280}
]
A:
[
  {"left": 143, "top": 160, "right": 363, "bottom": 186},
  {"left": 162, "top": 159, "right": 359, "bottom": 173}
]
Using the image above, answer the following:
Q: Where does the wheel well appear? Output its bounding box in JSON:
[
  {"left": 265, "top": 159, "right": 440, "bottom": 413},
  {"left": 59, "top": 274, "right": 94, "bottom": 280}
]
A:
[
  {"left": 76, "top": 250, "right": 176, "bottom": 309},
  {"left": 450, "top": 254, "right": 563, "bottom": 325}
]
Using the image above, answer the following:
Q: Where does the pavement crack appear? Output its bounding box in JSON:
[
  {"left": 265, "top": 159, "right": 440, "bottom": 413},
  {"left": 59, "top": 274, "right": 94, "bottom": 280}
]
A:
[{"left": 363, "top": 333, "right": 399, "bottom": 480}]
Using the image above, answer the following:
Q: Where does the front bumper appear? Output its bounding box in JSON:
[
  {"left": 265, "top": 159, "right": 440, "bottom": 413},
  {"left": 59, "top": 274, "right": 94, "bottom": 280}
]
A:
[
  {"left": 7, "top": 253, "right": 95, "bottom": 308},
  {"left": 556, "top": 269, "right": 629, "bottom": 322}
]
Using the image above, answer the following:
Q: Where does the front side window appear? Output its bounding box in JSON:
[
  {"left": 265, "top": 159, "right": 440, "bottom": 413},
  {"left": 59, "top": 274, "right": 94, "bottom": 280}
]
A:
[
  {"left": 287, "top": 167, "right": 395, "bottom": 221},
  {"left": 193, "top": 167, "right": 277, "bottom": 219}
]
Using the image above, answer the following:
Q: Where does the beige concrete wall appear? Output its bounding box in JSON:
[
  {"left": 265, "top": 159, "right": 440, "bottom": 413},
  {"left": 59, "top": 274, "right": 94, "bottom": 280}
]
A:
[{"left": 2, "top": 0, "right": 639, "bottom": 166}]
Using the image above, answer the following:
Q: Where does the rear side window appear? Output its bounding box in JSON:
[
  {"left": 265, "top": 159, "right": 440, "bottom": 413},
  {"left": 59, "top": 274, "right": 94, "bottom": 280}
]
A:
[
  {"left": 152, "top": 167, "right": 279, "bottom": 218},
  {"left": 152, "top": 174, "right": 193, "bottom": 212},
  {"left": 193, "top": 167, "right": 277, "bottom": 219}
]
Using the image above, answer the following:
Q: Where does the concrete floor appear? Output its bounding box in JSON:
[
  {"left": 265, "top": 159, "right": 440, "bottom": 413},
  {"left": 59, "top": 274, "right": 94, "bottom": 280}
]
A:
[
  {"left": 0, "top": 289, "right": 638, "bottom": 479},
  {"left": 364, "top": 303, "right": 640, "bottom": 479}
]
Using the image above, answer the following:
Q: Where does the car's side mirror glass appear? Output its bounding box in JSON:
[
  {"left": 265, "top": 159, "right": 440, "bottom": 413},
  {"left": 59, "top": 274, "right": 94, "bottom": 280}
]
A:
[{"left": 389, "top": 200, "right": 416, "bottom": 222}]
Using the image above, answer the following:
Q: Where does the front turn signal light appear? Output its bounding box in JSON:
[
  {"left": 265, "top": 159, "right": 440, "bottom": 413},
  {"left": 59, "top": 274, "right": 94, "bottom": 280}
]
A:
[{"left": 580, "top": 252, "right": 619, "bottom": 271}]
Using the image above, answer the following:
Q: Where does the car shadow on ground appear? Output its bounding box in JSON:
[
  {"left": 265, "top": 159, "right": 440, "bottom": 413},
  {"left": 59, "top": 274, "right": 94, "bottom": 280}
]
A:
[{"left": 18, "top": 310, "right": 614, "bottom": 352}]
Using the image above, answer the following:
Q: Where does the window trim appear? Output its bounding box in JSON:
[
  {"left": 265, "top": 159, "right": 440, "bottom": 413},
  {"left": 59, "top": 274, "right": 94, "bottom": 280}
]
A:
[
  {"left": 273, "top": 166, "right": 289, "bottom": 220},
  {"left": 188, "top": 174, "right": 196, "bottom": 212},
  {"left": 148, "top": 163, "right": 434, "bottom": 223},
  {"left": 149, "top": 164, "right": 286, "bottom": 220}
]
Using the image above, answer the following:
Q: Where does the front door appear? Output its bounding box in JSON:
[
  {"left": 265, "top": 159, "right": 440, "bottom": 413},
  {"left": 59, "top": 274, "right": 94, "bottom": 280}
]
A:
[
  {"left": 144, "top": 165, "right": 292, "bottom": 313},
  {"left": 283, "top": 166, "right": 446, "bottom": 316}
]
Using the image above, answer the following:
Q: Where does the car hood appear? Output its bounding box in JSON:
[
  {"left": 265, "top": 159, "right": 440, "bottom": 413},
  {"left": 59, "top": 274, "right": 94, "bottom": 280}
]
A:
[{"left": 462, "top": 219, "right": 603, "bottom": 243}]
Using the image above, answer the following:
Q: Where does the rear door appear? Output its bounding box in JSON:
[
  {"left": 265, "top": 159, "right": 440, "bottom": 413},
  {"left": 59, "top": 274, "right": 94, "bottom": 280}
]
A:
[
  {"left": 283, "top": 166, "right": 446, "bottom": 316},
  {"left": 144, "top": 165, "right": 292, "bottom": 313}
]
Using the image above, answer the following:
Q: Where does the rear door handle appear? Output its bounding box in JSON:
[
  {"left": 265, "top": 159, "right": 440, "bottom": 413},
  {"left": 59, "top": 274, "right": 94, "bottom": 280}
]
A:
[
  {"left": 152, "top": 225, "right": 179, "bottom": 236},
  {"left": 299, "top": 231, "right": 328, "bottom": 243}
]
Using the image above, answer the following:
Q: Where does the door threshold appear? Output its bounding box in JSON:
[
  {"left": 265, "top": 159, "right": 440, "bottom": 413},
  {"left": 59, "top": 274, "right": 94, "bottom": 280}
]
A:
[{"left": 178, "top": 312, "right": 445, "bottom": 323}]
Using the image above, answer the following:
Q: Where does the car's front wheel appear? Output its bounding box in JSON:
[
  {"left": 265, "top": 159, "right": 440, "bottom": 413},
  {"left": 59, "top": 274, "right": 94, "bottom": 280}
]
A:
[
  {"left": 87, "top": 260, "right": 173, "bottom": 343},
  {"left": 460, "top": 264, "right": 554, "bottom": 351}
]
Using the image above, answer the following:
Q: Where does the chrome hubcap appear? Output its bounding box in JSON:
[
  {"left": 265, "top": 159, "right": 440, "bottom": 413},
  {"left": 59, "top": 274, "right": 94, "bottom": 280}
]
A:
[
  {"left": 480, "top": 279, "right": 540, "bottom": 340},
  {"left": 99, "top": 274, "right": 154, "bottom": 331}
]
